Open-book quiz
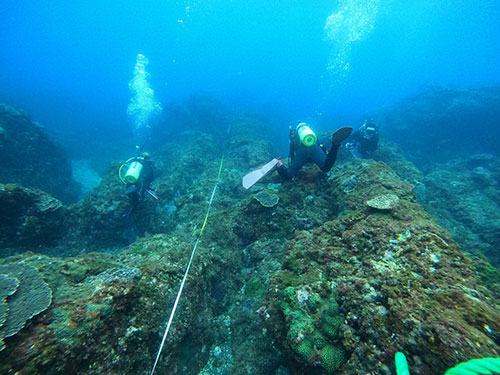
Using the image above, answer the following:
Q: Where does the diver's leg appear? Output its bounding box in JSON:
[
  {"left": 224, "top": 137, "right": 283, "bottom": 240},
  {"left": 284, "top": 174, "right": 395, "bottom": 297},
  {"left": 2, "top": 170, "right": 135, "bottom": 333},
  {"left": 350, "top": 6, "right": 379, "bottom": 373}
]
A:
[
  {"left": 277, "top": 165, "right": 292, "bottom": 180},
  {"left": 322, "top": 143, "right": 340, "bottom": 172},
  {"left": 124, "top": 183, "right": 140, "bottom": 216},
  {"left": 322, "top": 126, "right": 353, "bottom": 171},
  {"left": 278, "top": 149, "right": 306, "bottom": 180},
  {"left": 124, "top": 193, "right": 139, "bottom": 217},
  {"left": 122, "top": 197, "right": 139, "bottom": 243},
  {"left": 309, "top": 144, "right": 329, "bottom": 172}
]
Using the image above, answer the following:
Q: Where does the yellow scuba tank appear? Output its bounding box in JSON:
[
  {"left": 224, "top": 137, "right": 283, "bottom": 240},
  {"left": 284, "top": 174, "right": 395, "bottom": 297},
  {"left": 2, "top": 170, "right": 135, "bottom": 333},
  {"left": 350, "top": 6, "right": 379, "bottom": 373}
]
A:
[
  {"left": 124, "top": 159, "right": 143, "bottom": 184},
  {"left": 296, "top": 122, "right": 317, "bottom": 147}
]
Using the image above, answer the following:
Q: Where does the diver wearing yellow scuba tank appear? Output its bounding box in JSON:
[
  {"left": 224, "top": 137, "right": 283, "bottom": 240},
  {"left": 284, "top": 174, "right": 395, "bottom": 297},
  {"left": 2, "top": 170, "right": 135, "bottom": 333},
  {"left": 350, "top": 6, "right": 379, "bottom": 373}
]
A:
[
  {"left": 276, "top": 122, "right": 352, "bottom": 180},
  {"left": 119, "top": 152, "right": 156, "bottom": 243}
]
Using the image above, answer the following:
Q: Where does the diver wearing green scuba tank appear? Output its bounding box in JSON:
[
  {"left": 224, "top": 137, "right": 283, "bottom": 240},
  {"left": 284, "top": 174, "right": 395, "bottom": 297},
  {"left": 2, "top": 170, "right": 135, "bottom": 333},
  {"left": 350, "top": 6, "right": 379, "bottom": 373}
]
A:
[
  {"left": 276, "top": 122, "right": 352, "bottom": 180},
  {"left": 119, "top": 152, "right": 155, "bottom": 243}
]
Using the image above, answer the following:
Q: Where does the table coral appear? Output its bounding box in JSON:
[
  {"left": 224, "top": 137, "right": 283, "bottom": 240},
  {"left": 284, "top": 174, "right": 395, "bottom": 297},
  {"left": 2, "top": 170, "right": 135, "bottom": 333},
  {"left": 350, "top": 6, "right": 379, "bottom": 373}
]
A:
[
  {"left": 366, "top": 193, "right": 400, "bottom": 210},
  {"left": 0, "top": 263, "right": 52, "bottom": 352},
  {"left": 254, "top": 190, "right": 280, "bottom": 208}
]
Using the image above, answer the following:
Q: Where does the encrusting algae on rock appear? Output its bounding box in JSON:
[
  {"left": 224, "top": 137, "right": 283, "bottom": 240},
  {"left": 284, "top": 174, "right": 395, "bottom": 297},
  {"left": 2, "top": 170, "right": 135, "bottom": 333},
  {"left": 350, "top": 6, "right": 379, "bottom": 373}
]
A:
[
  {"left": 263, "top": 161, "right": 500, "bottom": 374},
  {"left": 0, "top": 113, "right": 498, "bottom": 375}
]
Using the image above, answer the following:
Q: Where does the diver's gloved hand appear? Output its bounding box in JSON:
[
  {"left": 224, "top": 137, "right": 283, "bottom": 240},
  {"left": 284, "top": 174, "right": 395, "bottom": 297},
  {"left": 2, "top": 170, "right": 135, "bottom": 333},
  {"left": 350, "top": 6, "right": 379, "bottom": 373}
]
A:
[
  {"left": 332, "top": 127, "right": 353, "bottom": 146},
  {"left": 276, "top": 158, "right": 283, "bottom": 168}
]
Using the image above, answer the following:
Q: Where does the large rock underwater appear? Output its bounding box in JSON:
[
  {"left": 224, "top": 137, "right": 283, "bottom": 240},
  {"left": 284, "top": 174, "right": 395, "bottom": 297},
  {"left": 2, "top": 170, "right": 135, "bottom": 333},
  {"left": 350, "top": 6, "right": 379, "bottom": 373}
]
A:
[{"left": 0, "top": 92, "right": 499, "bottom": 375}]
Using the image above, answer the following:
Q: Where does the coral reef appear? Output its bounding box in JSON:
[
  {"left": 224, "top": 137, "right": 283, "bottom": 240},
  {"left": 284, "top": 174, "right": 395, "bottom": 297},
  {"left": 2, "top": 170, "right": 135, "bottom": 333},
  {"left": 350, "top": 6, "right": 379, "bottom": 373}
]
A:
[
  {"left": 0, "top": 274, "right": 19, "bottom": 343},
  {"left": 60, "top": 163, "right": 147, "bottom": 252},
  {"left": 0, "top": 103, "right": 80, "bottom": 203},
  {"left": 365, "top": 193, "right": 399, "bottom": 210},
  {"left": 0, "top": 235, "right": 216, "bottom": 374},
  {"left": 264, "top": 161, "right": 500, "bottom": 375},
  {"left": 374, "top": 141, "right": 424, "bottom": 188},
  {"left": 148, "top": 95, "right": 230, "bottom": 151},
  {"left": 420, "top": 154, "right": 500, "bottom": 266},
  {"left": 0, "top": 105, "right": 498, "bottom": 375},
  {"left": 375, "top": 86, "right": 500, "bottom": 168},
  {"left": 254, "top": 190, "right": 280, "bottom": 207},
  {"left": 0, "top": 184, "right": 66, "bottom": 254},
  {"left": 0, "top": 263, "right": 52, "bottom": 351}
]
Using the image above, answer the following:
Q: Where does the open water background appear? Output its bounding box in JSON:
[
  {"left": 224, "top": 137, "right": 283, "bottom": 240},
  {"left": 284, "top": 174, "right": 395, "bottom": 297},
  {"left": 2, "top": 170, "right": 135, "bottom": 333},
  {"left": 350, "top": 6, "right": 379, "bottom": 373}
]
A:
[{"left": 1, "top": 0, "right": 499, "bottom": 158}]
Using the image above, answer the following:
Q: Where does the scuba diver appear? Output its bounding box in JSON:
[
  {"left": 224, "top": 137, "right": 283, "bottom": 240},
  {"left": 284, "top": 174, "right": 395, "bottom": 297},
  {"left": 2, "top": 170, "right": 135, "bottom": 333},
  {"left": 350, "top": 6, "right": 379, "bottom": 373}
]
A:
[
  {"left": 242, "top": 122, "right": 352, "bottom": 188},
  {"left": 346, "top": 120, "right": 379, "bottom": 159},
  {"left": 119, "top": 151, "right": 157, "bottom": 243},
  {"left": 275, "top": 122, "right": 353, "bottom": 180}
]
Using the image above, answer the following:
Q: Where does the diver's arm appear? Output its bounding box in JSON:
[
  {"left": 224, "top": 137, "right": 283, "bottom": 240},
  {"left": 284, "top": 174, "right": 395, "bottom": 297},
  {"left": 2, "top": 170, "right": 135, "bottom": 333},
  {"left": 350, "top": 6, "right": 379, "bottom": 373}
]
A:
[{"left": 350, "top": 130, "right": 361, "bottom": 142}]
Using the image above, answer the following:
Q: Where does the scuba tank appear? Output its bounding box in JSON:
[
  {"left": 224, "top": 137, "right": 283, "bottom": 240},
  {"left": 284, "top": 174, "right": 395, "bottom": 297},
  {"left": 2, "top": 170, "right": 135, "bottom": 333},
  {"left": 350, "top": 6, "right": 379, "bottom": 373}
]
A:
[
  {"left": 124, "top": 160, "right": 143, "bottom": 184},
  {"left": 119, "top": 155, "right": 146, "bottom": 184},
  {"left": 296, "top": 122, "right": 317, "bottom": 147}
]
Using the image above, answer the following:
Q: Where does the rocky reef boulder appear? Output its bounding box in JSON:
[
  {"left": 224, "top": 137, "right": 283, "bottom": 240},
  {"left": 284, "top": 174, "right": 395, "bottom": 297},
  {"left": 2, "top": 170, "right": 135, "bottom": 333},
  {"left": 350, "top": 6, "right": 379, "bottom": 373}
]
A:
[
  {"left": 420, "top": 154, "right": 500, "bottom": 266},
  {"left": 0, "top": 103, "right": 80, "bottom": 203},
  {"left": 150, "top": 95, "right": 230, "bottom": 150},
  {"left": 33, "top": 114, "right": 274, "bottom": 254},
  {"left": 375, "top": 86, "right": 500, "bottom": 168},
  {"left": 0, "top": 184, "right": 66, "bottom": 254},
  {"left": 0, "top": 235, "right": 217, "bottom": 375},
  {"left": 62, "top": 162, "right": 167, "bottom": 253},
  {"left": 0, "top": 116, "right": 498, "bottom": 375},
  {"left": 262, "top": 161, "right": 500, "bottom": 375},
  {"left": 372, "top": 140, "right": 424, "bottom": 188}
]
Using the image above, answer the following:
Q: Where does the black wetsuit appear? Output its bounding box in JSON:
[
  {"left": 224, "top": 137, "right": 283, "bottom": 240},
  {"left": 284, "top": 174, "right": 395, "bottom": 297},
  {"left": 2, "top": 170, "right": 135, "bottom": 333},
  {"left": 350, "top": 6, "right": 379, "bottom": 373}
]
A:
[
  {"left": 350, "top": 128, "right": 379, "bottom": 158},
  {"left": 125, "top": 158, "right": 155, "bottom": 215},
  {"left": 277, "top": 131, "right": 340, "bottom": 180},
  {"left": 123, "top": 157, "right": 155, "bottom": 243}
]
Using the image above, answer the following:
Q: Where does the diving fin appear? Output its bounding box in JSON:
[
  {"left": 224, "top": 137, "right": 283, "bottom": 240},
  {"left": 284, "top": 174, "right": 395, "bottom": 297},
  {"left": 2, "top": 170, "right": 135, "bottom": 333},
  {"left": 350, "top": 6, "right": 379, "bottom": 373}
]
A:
[
  {"left": 123, "top": 221, "right": 138, "bottom": 244},
  {"left": 242, "top": 158, "right": 279, "bottom": 189},
  {"left": 332, "top": 126, "right": 353, "bottom": 145}
]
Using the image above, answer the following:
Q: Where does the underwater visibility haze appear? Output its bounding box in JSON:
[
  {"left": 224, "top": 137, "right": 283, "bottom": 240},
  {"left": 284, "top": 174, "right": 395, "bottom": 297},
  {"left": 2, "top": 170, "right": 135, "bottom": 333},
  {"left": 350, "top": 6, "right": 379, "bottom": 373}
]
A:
[
  {"left": 2, "top": 0, "right": 500, "bottom": 143},
  {"left": 0, "top": 1, "right": 499, "bottom": 374}
]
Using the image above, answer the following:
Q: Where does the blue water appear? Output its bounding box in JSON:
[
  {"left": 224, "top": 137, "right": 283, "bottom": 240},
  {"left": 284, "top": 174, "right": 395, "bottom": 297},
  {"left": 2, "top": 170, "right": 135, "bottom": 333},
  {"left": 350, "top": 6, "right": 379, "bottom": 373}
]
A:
[{"left": 1, "top": 0, "right": 500, "bottom": 153}]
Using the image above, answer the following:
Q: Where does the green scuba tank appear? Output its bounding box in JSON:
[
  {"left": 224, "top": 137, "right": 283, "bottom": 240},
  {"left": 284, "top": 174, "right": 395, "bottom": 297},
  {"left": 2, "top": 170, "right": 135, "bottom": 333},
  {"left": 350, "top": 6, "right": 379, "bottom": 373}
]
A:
[
  {"left": 124, "top": 160, "right": 143, "bottom": 184},
  {"left": 296, "top": 122, "right": 317, "bottom": 147}
]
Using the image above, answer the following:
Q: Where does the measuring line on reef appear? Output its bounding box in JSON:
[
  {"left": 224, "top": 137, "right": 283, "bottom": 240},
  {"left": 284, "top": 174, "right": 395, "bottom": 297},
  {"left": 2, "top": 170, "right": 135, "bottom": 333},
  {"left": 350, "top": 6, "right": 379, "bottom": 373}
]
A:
[{"left": 150, "top": 140, "right": 227, "bottom": 375}]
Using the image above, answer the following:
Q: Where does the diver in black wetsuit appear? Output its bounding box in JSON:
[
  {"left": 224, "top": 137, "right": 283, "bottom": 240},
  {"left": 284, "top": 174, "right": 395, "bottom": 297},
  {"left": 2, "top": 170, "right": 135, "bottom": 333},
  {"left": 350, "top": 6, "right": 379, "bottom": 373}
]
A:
[
  {"left": 121, "top": 152, "right": 156, "bottom": 243},
  {"left": 346, "top": 120, "right": 379, "bottom": 159},
  {"left": 276, "top": 122, "right": 352, "bottom": 180},
  {"left": 125, "top": 154, "right": 155, "bottom": 208}
]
